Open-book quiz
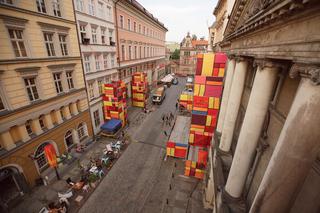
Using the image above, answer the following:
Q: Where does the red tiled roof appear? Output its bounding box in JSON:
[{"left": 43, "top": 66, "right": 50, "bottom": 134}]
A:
[{"left": 192, "top": 40, "right": 208, "bottom": 47}]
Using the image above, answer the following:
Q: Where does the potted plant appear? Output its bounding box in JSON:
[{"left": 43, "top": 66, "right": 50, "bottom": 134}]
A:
[{"left": 88, "top": 173, "right": 98, "bottom": 188}]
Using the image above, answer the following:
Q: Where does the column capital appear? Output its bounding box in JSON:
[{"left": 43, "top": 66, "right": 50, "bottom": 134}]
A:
[
  {"left": 253, "top": 59, "right": 285, "bottom": 70},
  {"left": 289, "top": 63, "right": 320, "bottom": 85},
  {"left": 235, "top": 56, "right": 248, "bottom": 63},
  {"left": 227, "top": 54, "right": 236, "bottom": 60}
]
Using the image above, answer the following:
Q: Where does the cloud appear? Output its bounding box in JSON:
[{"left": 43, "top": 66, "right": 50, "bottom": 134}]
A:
[{"left": 138, "top": 0, "right": 217, "bottom": 42}]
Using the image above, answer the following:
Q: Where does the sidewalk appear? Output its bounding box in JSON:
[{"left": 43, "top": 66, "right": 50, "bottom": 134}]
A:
[{"left": 10, "top": 104, "right": 144, "bottom": 213}]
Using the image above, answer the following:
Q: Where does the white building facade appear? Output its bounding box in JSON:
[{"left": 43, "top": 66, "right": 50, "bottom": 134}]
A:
[{"left": 74, "top": 0, "right": 119, "bottom": 134}]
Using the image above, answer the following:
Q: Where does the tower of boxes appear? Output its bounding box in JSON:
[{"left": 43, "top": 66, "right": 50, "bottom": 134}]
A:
[
  {"left": 103, "top": 81, "right": 127, "bottom": 127},
  {"left": 179, "top": 91, "right": 193, "bottom": 112},
  {"left": 185, "top": 53, "right": 227, "bottom": 179},
  {"left": 131, "top": 72, "right": 148, "bottom": 108}
]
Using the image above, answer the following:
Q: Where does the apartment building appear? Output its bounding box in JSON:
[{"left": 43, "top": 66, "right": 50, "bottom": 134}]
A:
[
  {"left": 179, "top": 32, "right": 208, "bottom": 76},
  {"left": 115, "top": 0, "right": 167, "bottom": 97},
  {"left": 0, "top": 0, "right": 92, "bottom": 208},
  {"left": 205, "top": 0, "right": 320, "bottom": 212},
  {"left": 74, "top": 0, "right": 118, "bottom": 134}
]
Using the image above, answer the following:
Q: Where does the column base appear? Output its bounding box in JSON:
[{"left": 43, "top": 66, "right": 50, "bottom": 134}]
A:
[
  {"left": 216, "top": 147, "right": 233, "bottom": 170},
  {"left": 220, "top": 188, "right": 247, "bottom": 213}
]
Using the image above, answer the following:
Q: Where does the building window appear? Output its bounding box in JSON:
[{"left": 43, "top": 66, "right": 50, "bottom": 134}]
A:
[
  {"left": 52, "top": 0, "right": 61, "bottom": 17},
  {"left": 65, "top": 130, "right": 73, "bottom": 148},
  {"left": 95, "top": 55, "right": 100, "bottom": 70},
  {"left": 26, "top": 120, "right": 33, "bottom": 136},
  {"left": 77, "top": 123, "right": 87, "bottom": 140},
  {"left": 143, "top": 26, "right": 145, "bottom": 35},
  {"left": 138, "top": 24, "right": 141, "bottom": 33},
  {"left": 133, "top": 22, "right": 136, "bottom": 32},
  {"left": 80, "top": 25, "right": 86, "bottom": 42},
  {"left": 66, "top": 71, "right": 74, "bottom": 89},
  {"left": 59, "top": 34, "right": 68, "bottom": 56},
  {"left": 8, "top": 29, "right": 27, "bottom": 58},
  {"left": 103, "top": 53, "right": 108, "bottom": 69},
  {"left": 60, "top": 107, "right": 65, "bottom": 120},
  {"left": 76, "top": 0, "right": 84, "bottom": 11},
  {"left": 53, "top": 73, "right": 63, "bottom": 94},
  {"left": 84, "top": 55, "right": 91, "bottom": 72},
  {"left": 24, "top": 77, "right": 39, "bottom": 102},
  {"left": 106, "top": 6, "right": 112, "bottom": 19},
  {"left": 101, "top": 28, "right": 105, "bottom": 44},
  {"left": 88, "top": 82, "right": 94, "bottom": 99},
  {"left": 119, "top": 15, "right": 124, "bottom": 28},
  {"left": 91, "top": 28, "right": 97, "bottom": 44},
  {"left": 98, "top": 80, "right": 103, "bottom": 95},
  {"left": 146, "top": 28, "right": 149, "bottom": 36},
  {"left": 134, "top": 46, "right": 137, "bottom": 59},
  {"left": 121, "top": 45, "right": 125, "bottom": 61},
  {"left": 39, "top": 115, "right": 46, "bottom": 130},
  {"left": 110, "top": 54, "right": 115, "bottom": 67},
  {"left": 0, "top": 0, "right": 13, "bottom": 5},
  {"left": 88, "top": 0, "right": 95, "bottom": 15},
  {"left": 36, "top": 0, "right": 46, "bottom": 13},
  {"left": 128, "top": 46, "right": 132, "bottom": 60},
  {"left": 139, "top": 46, "right": 141, "bottom": 58},
  {"left": 93, "top": 110, "right": 101, "bottom": 127},
  {"left": 0, "top": 96, "right": 5, "bottom": 111},
  {"left": 127, "top": 19, "right": 131, "bottom": 31},
  {"left": 35, "top": 142, "right": 50, "bottom": 171},
  {"left": 143, "top": 47, "right": 145, "bottom": 58},
  {"left": 43, "top": 33, "right": 55, "bottom": 57},
  {"left": 98, "top": 2, "right": 104, "bottom": 18}
]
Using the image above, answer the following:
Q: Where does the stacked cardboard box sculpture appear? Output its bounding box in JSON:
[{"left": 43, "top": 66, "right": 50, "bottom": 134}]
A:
[
  {"left": 179, "top": 91, "right": 193, "bottom": 111},
  {"left": 103, "top": 81, "right": 127, "bottom": 127},
  {"left": 132, "top": 72, "right": 148, "bottom": 108},
  {"left": 166, "top": 116, "right": 191, "bottom": 158},
  {"left": 185, "top": 53, "right": 227, "bottom": 179}
]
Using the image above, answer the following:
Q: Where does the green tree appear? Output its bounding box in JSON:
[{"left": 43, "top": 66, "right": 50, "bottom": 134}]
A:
[{"left": 170, "top": 49, "right": 180, "bottom": 60}]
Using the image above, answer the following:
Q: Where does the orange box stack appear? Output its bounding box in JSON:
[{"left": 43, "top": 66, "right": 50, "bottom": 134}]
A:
[
  {"left": 103, "top": 81, "right": 127, "bottom": 127},
  {"left": 185, "top": 53, "right": 227, "bottom": 179},
  {"left": 131, "top": 72, "right": 148, "bottom": 108}
]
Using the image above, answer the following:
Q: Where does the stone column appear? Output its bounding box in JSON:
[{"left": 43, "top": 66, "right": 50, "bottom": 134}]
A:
[
  {"left": 72, "top": 129, "right": 80, "bottom": 144},
  {"left": 17, "top": 124, "right": 31, "bottom": 142},
  {"left": 224, "top": 60, "right": 280, "bottom": 198},
  {"left": 0, "top": 131, "right": 16, "bottom": 150},
  {"left": 31, "top": 119, "right": 43, "bottom": 135},
  {"left": 63, "top": 106, "right": 72, "bottom": 119},
  {"left": 55, "top": 110, "right": 63, "bottom": 124},
  {"left": 219, "top": 57, "right": 249, "bottom": 152},
  {"left": 70, "top": 103, "right": 79, "bottom": 115},
  {"left": 216, "top": 55, "right": 236, "bottom": 134},
  {"left": 43, "top": 114, "right": 54, "bottom": 129},
  {"left": 250, "top": 65, "right": 320, "bottom": 213}
]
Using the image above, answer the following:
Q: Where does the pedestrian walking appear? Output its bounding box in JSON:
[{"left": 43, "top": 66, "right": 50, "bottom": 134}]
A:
[
  {"left": 164, "top": 131, "right": 168, "bottom": 136},
  {"left": 175, "top": 102, "right": 178, "bottom": 110},
  {"left": 170, "top": 112, "right": 174, "bottom": 121}
]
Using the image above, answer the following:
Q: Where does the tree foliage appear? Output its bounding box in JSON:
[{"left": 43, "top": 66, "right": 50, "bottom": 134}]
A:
[{"left": 170, "top": 49, "right": 180, "bottom": 60}]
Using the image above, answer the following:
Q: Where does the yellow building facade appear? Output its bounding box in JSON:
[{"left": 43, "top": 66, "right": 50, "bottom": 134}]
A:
[{"left": 0, "top": 0, "right": 92, "bottom": 207}]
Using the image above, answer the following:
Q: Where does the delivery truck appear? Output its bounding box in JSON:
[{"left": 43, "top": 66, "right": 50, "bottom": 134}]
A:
[{"left": 152, "top": 86, "right": 166, "bottom": 104}]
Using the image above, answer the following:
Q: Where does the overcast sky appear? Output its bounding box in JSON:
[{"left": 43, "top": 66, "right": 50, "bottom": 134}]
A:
[{"left": 137, "top": 0, "right": 218, "bottom": 42}]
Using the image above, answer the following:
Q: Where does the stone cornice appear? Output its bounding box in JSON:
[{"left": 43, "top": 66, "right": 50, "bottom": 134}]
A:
[
  {"left": 224, "top": 0, "right": 317, "bottom": 41},
  {"left": 289, "top": 63, "right": 320, "bottom": 85},
  {"left": 254, "top": 59, "right": 286, "bottom": 70}
]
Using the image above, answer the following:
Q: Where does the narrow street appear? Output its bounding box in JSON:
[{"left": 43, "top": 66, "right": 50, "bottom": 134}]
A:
[{"left": 79, "top": 78, "right": 186, "bottom": 213}]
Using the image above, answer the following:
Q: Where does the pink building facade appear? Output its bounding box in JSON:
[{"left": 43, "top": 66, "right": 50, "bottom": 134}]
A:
[{"left": 114, "top": 0, "right": 167, "bottom": 97}]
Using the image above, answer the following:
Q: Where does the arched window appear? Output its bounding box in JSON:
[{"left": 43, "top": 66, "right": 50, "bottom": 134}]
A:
[
  {"left": 77, "top": 123, "right": 87, "bottom": 140},
  {"left": 39, "top": 114, "right": 45, "bottom": 130},
  {"left": 34, "top": 142, "right": 50, "bottom": 171},
  {"left": 25, "top": 120, "right": 33, "bottom": 136},
  {"left": 65, "top": 130, "right": 73, "bottom": 148}
]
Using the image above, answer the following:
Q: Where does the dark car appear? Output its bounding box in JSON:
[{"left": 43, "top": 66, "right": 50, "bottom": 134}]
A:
[{"left": 172, "top": 78, "right": 178, "bottom": 85}]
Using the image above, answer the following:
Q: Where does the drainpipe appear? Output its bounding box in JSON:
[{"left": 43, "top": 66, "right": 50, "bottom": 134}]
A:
[
  {"left": 71, "top": 0, "right": 96, "bottom": 140},
  {"left": 114, "top": 0, "right": 121, "bottom": 80}
]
